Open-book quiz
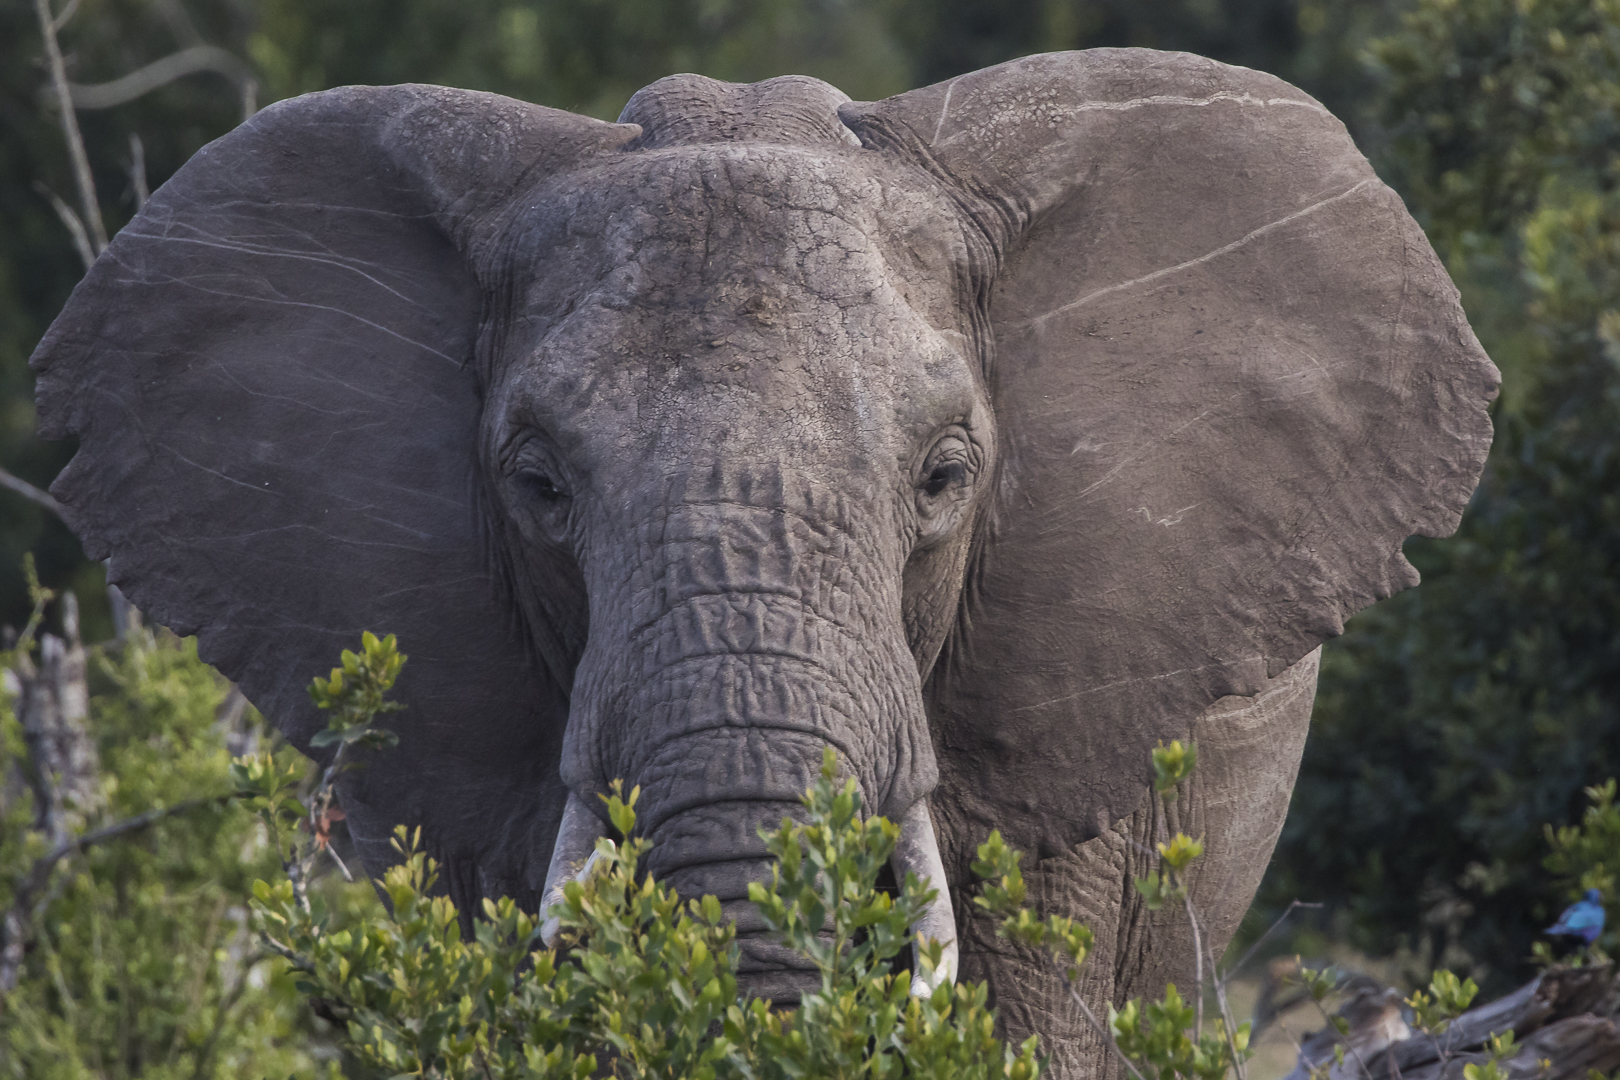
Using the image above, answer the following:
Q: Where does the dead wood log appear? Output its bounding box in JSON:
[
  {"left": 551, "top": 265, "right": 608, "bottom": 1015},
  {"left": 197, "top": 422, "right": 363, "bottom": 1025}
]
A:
[
  {"left": 1287, "top": 966, "right": 1618, "bottom": 1080},
  {"left": 1393, "top": 1013, "right": 1620, "bottom": 1080}
]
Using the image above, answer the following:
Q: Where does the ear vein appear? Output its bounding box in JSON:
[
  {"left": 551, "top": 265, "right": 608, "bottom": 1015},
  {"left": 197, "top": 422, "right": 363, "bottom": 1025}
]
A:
[{"left": 1017, "top": 178, "right": 1378, "bottom": 330}]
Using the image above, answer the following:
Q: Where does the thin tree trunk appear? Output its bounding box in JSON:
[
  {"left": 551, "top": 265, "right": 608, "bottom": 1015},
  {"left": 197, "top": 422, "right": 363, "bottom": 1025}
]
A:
[
  {"left": 33, "top": 0, "right": 107, "bottom": 256},
  {"left": 15, "top": 593, "right": 101, "bottom": 846}
]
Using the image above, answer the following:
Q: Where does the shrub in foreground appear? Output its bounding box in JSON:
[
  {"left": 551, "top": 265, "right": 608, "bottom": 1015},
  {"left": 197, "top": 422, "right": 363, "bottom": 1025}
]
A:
[
  {"left": 0, "top": 586, "right": 374, "bottom": 1080},
  {"left": 240, "top": 634, "right": 1254, "bottom": 1080}
]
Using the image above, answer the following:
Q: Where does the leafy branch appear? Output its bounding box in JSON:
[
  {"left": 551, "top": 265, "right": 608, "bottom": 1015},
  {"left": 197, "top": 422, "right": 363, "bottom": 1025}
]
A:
[
  {"left": 232, "top": 631, "right": 401, "bottom": 921},
  {"left": 241, "top": 637, "right": 1043, "bottom": 1080}
]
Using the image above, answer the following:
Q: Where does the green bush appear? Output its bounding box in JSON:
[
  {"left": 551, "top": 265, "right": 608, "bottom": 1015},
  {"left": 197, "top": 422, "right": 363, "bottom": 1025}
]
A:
[
  {"left": 0, "top": 617, "right": 1256, "bottom": 1080},
  {"left": 0, "top": 573, "right": 1254, "bottom": 1080},
  {"left": 0, "top": 622, "right": 380, "bottom": 1079},
  {"left": 7, "top": 613, "right": 1590, "bottom": 1080},
  {"left": 241, "top": 664, "right": 1047, "bottom": 1080},
  {"left": 236, "top": 636, "right": 1259, "bottom": 1080},
  {"left": 1535, "top": 779, "right": 1620, "bottom": 965},
  {"left": 268, "top": 781, "right": 1041, "bottom": 1080}
]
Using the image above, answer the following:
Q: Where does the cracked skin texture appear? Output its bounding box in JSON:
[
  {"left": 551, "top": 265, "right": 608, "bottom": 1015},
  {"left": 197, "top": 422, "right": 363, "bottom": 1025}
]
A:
[{"left": 31, "top": 49, "right": 1497, "bottom": 1076}]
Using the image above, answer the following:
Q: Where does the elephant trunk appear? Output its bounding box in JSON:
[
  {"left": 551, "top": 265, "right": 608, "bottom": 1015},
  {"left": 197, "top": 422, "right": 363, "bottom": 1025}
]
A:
[
  {"left": 606, "top": 650, "right": 930, "bottom": 997},
  {"left": 538, "top": 793, "right": 957, "bottom": 998},
  {"left": 554, "top": 479, "right": 944, "bottom": 998}
]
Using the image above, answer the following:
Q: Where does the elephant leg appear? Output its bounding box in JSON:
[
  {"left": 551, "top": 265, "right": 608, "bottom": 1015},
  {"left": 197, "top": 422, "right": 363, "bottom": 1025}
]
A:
[
  {"left": 957, "top": 649, "right": 1320, "bottom": 1080},
  {"left": 1115, "top": 647, "right": 1321, "bottom": 1008}
]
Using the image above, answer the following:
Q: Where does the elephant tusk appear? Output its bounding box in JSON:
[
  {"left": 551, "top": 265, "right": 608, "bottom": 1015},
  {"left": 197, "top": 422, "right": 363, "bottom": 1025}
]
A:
[
  {"left": 538, "top": 792, "right": 612, "bottom": 948},
  {"left": 890, "top": 799, "right": 959, "bottom": 996}
]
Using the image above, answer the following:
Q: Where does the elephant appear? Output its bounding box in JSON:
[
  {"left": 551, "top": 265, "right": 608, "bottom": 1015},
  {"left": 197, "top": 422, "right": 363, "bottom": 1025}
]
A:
[{"left": 31, "top": 48, "right": 1497, "bottom": 1076}]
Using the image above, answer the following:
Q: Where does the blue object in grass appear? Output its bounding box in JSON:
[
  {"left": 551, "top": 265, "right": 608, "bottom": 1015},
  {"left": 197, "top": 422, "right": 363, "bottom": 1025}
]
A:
[{"left": 1546, "top": 888, "right": 1606, "bottom": 945}]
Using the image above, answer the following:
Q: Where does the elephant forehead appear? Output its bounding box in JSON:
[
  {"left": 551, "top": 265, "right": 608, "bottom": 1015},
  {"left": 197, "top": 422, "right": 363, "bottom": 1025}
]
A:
[
  {"left": 495, "top": 147, "right": 979, "bottom": 462},
  {"left": 537, "top": 153, "right": 892, "bottom": 301},
  {"left": 572, "top": 144, "right": 888, "bottom": 241},
  {"left": 515, "top": 145, "right": 960, "bottom": 303},
  {"left": 507, "top": 270, "right": 972, "bottom": 471}
]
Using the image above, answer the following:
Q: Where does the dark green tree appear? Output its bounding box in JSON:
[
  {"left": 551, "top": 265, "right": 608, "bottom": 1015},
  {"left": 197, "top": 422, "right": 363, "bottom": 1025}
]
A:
[
  {"left": 1260, "top": 0, "right": 1620, "bottom": 989},
  {"left": 247, "top": 0, "right": 914, "bottom": 119}
]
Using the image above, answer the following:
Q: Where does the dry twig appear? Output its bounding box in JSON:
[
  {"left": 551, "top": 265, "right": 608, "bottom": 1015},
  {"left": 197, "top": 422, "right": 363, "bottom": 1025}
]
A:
[
  {"left": 0, "top": 466, "right": 63, "bottom": 518},
  {"left": 66, "top": 44, "right": 259, "bottom": 123},
  {"left": 128, "top": 133, "right": 148, "bottom": 209},
  {"left": 1069, "top": 983, "right": 1151, "bottom": 1080},
  {"left": 33, "top": 0, "right": 107, "bottom": 256}
]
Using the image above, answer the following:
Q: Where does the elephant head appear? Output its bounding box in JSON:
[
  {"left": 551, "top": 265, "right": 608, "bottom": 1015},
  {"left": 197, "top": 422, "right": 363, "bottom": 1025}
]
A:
[{"left": 31, "top": 48, "right": 1496, "bottom": 1063}]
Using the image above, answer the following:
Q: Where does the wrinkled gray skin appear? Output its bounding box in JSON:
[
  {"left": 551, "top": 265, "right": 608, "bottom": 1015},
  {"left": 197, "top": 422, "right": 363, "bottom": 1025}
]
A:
[{"left": 31, "top": 51, "right": 1498, "bottom": 1076}]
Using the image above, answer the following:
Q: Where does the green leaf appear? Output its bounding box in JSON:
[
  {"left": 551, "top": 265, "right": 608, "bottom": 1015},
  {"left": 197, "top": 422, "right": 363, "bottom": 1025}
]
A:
[{"left": 1152, "top": 739, "right": 1197, "bottom": 794}]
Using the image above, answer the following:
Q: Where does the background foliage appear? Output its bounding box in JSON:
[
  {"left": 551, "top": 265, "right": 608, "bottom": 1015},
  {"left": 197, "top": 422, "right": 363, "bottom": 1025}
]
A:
[
  {"left": 3, "top": 0, "right": 1619, "bottom": 1040},
  {"left": 0, "top": 627, "right": 373, "bottom": 1079},
  {"left": 1256, "top": 0, "right": 1620, "bottom": 991}
]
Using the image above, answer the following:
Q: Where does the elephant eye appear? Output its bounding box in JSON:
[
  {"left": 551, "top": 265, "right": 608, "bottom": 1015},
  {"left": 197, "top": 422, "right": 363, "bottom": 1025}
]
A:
[
  {"left": 922, "top": 463, "right": 962, "bottom": 497},
  {"left": 517, "top": 471, "right": 566, "bottom": 504}
]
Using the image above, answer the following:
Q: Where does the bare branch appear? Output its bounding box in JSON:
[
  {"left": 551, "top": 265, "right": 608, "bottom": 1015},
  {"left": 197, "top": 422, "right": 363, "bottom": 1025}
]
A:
[
  {"left": 1223, "top": 900, "right": 1326, "bottom": 983},
  {"left": 48, "top": 0, "right": 80, "bottom": 33},
  {"left": 1303, "top": 988, "right": 1378, "bottom": 1080},
  {"left": 34, "top": 0, "right": 107, "bottom": 256},
  {"left": 1182, "top": 884, "right": 1205, "bottom": 1037},
  {"left": 66, "top": 45, "right": 255, "bottom": 111},
  {"left": 107, "top": 581, "right": 139, "bottom": 642},
  {"left": 326, "top": 843, "right": 353, "bottom": 883},
  {"left": 14, "top": 615, "right": 96, "bottom": 852},
  {"left": 49, "top": 795, "right": 234, "bottom": 866},
  {"left": 256, "top": 933, "right": 314, "bottom": 974},
  {"left": 127, "top": 133, "right": 148, "bottom": 209},
  {"left": 0, "top": 464, "right": 64, "bottom": 518},
  {"left": 34, "top": 181, "right": 94, "bottom": 273},
  {"left": 1209, "top": 938, "right": 1250, "bottom": 1080},
  {"left": 1069, "top": 983, "right": 1151, "bottom": 1080}
]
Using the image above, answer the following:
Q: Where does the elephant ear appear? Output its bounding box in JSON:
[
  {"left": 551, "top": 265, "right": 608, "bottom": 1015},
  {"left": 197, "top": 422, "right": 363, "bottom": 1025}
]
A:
[
  {"left": 841, "top": 50, "right": 1499, "bottom": 861},
  {"left": 31, "top": 86, "right": 638, "bottom": 903}
]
